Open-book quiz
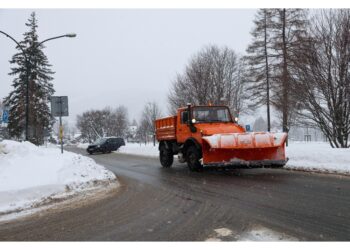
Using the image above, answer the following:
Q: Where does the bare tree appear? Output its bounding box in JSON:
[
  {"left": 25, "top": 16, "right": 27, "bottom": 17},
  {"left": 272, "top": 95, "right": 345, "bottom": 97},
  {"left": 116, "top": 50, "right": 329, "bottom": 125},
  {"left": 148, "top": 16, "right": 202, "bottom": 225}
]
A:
[
  {"left": 138, "top": 102, "right": 162, "bottom": 145},
  {"left": 291, "top": 9, "right": 350, "bottom": 148},
  {"left": 76, "top": 106, "right": 129, "bottom": 142},
  {"left": 270, "top": 8, "right": 309, "bottom": 134},
  {"left": 114, "top": 106, "right": 129, "bottom": 137},
  {"left": 168, "top": 45, "right": 244, "bottom": 116}
]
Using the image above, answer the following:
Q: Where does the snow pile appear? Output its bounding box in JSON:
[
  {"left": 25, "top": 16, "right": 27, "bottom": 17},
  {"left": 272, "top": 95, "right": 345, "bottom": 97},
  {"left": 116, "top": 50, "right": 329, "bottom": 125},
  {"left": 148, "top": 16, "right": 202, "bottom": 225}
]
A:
[
  {"left": 0, "top": 140, "right": 117, "bottom": 216},
  {"left": 0, "top": 143, "right": 5, "bottom": 154},
  {"left": 286, "top": 141, "right": 350, "bottom": 174}
]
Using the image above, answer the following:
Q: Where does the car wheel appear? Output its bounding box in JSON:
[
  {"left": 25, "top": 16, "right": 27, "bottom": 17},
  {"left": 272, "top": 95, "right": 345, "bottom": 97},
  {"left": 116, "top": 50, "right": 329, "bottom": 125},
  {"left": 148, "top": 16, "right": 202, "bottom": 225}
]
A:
[
  {"left": 186, "top": 146, "right": 203, "bottom": 172},
  {"left": 159, "top": 145, "right": 173, "bottom": 168}
]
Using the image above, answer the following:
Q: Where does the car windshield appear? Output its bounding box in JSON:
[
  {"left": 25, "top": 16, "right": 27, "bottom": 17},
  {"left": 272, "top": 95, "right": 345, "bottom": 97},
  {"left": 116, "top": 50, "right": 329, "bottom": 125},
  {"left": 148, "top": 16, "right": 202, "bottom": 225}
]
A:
[
  {"left": 93, "top": 138, "right": 107, "bottom": 145},
  {"left": 192, "top": 107, "right": 232, "bottom": 123}
]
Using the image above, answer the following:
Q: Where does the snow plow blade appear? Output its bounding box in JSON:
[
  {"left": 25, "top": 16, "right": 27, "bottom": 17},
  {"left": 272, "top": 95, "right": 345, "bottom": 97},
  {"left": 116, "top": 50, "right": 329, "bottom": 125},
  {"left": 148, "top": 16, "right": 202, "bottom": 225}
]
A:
[{"left": 202, "top": 132, "right": 288, "bottom": 168}]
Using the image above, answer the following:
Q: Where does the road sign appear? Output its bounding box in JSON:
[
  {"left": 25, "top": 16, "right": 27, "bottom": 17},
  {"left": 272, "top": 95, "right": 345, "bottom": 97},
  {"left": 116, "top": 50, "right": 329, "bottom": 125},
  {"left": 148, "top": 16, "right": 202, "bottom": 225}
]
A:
[
  {"left": 51, "top": 96, "right": 69, "bottom": 117},
  {"left": 50, "top": 96, "right": 69, "bottom": 154},
  {"left": 245, "top": 124, "right": 251, "bottom": 132},
  {"left": 2, "top": 109, "right": 9, "bottom": 123}
]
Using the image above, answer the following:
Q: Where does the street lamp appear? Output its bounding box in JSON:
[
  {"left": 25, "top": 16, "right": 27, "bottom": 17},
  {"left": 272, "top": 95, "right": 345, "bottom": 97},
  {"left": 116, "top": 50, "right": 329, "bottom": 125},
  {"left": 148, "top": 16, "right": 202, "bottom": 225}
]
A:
[{"left": 0, "top": 31, "right": 76, "bottom": 141}]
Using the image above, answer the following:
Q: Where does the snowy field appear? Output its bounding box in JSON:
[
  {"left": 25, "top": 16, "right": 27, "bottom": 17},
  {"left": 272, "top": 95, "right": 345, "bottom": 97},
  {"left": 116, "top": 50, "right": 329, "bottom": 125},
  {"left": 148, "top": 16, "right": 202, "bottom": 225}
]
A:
[
  {"left": 0, "top": 140, "right": 118, "bottom": 219},
  {"left": 79, "top": 141, "right": 349, "bottom": 175},
  {"left": 286, "top": 141, "right": 350, "bottom": 174}
]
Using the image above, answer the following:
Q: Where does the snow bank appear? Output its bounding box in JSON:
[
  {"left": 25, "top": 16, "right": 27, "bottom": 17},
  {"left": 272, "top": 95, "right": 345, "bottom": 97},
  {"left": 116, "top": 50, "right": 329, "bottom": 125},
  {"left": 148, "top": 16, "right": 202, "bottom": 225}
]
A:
[
  {"left": 0, "top": 140, "right": 117, "bottom": 217},
  {"left": 286, "top": 141, "right": 350, "bottom": 175}
]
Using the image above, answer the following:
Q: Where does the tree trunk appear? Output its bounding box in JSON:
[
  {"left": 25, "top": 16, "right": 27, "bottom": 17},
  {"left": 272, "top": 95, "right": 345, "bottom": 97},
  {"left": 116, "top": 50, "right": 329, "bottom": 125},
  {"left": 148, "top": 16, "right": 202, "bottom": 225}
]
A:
[
  {"left": 264, "top": 10, "right": 271, "bottom": 132},
  {"left": 281, "top": 9, "right": 289, "bottom": 145}
]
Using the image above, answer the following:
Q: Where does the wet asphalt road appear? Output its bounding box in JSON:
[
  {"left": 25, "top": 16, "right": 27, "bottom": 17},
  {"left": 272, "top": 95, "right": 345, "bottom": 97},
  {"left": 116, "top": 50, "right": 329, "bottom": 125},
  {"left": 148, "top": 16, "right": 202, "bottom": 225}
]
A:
[{"left": 0, "top": 147, "right": 349, "bottom": 241}]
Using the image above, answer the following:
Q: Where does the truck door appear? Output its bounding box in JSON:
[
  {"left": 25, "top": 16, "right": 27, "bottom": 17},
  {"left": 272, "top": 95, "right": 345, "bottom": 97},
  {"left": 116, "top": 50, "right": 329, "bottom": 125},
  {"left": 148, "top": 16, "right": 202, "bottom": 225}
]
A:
[{"left": 177, "top": 110, "right": 192, "bottom": 143}]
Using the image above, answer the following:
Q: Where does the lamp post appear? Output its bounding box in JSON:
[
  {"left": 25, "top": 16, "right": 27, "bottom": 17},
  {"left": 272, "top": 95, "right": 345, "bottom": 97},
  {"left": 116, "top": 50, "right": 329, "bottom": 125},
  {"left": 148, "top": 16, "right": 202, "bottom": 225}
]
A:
[{"left": 0, "top": 31, "right": 76, "bottom": 141}]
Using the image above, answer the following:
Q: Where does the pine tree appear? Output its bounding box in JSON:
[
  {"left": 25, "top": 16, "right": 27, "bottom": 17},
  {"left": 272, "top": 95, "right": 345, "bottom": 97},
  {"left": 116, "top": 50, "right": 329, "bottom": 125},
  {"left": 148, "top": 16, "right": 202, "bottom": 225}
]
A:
[
  {"left": 4, "top": 12, "right": 55, "bottom": 145},
  {"left": 244, "top": 9, "right": 275, "bottom": 131}
]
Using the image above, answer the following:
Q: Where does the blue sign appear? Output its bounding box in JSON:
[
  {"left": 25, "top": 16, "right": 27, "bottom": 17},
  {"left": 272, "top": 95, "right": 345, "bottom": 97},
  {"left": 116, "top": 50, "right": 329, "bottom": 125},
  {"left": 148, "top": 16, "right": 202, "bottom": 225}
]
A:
[
  {"left": 245, "top": 124, "right": 251, "bottom": 132},
  {"left": 2, "top": 110, "right": 9, "bottom": 123}
]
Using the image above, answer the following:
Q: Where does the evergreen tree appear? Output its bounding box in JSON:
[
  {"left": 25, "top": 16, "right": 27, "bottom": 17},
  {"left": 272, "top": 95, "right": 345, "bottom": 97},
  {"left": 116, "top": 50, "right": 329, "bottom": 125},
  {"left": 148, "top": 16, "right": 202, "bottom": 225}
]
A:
[
  {"left": 244, "top": 9, "right": 275, "bottom": 131},
  {"left": 4, "top": 12, "right": 55, "bottom": 145}
]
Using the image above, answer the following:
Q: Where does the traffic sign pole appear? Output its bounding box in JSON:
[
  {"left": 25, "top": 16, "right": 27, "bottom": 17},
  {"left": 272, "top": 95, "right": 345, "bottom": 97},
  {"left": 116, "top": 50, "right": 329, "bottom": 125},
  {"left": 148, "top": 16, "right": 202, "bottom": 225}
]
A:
[
  {"left": 59, "top": 115, "right": 63, "bottom": 154},
  {"left": 59, "top": 97, "right": 63, "bottom": 154}
]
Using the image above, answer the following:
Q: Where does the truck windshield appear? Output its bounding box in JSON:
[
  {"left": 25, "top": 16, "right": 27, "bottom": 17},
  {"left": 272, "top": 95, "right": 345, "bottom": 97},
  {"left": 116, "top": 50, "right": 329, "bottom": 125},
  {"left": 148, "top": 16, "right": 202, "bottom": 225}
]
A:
[{"left": 192, "top": 107, "right": 232, "bottom": 123}]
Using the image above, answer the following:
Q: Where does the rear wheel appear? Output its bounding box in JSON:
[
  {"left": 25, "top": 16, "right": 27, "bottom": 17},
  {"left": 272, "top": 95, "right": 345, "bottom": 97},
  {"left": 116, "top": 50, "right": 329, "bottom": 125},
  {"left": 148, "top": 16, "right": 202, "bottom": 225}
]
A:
[
  {"left": 186, "top": 146, "right": 203, "bottom": 171},
  {"left": 159, "top": 145, "right": 173, "bottom": 168}
]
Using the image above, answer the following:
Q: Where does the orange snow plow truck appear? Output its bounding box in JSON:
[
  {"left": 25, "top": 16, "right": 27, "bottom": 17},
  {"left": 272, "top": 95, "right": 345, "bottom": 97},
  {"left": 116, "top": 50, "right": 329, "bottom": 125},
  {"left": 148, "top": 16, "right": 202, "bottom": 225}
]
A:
[{"left": 155, "top": 104, "right": 288, "bottom": 171}]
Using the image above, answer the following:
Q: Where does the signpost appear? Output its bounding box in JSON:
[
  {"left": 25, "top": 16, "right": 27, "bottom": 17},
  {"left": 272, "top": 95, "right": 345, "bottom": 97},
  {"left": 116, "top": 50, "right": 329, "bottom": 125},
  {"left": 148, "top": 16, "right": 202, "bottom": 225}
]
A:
[
  {"left": 2, "top": 110, "right": 9, "bottom": 124},
  {"left": 1, "top": 108, "right": 9, "bottom": 128},
  {"left": 51, "top": 96, "right": 69, "bottom": 154}
]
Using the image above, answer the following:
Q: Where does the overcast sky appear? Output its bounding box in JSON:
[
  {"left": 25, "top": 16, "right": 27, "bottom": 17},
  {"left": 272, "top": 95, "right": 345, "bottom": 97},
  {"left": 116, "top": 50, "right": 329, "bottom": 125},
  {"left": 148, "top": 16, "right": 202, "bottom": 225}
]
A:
[{"left": 0, "top": 9, "right": 256, "bottom": 124}]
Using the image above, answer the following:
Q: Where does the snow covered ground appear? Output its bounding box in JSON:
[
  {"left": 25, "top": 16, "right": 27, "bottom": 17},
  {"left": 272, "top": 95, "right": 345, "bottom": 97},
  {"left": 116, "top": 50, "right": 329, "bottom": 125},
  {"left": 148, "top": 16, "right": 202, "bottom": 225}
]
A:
[
  {"left": 286, "top": 141, "right": 350, "bottom": 174},
  {"left": 77, "top": 141, "right": 350, "bottom": 175},
  {"left": 0, "top": 140, "right": 118, "bottom": 219}
]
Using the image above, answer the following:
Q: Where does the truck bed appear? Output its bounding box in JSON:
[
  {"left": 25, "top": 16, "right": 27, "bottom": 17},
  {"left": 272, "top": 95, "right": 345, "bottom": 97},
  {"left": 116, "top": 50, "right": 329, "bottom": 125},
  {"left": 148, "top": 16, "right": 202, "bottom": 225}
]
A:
[{"left": 155, "top": 116, "right": 177, "bottom": 141}]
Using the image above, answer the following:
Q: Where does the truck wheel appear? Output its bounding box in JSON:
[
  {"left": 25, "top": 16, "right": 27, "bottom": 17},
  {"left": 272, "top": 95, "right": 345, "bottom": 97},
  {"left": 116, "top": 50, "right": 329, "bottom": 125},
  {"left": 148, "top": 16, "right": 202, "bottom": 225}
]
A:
[
  {"left": 160, "top": 146, "right": 173, "bottom": 168},
  {"left": 186, "top": 146, "right": 203, "bottom": 171}
]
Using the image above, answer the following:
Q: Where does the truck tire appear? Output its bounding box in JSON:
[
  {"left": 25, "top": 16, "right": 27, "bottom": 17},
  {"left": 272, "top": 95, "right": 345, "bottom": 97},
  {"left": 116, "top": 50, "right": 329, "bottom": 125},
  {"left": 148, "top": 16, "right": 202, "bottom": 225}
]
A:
[
  {"left": 160, "top": 145, "right": 173, "bottom": 168},
  {"left": 186, "top": 146, "right": 203, "bottom": 171}
]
